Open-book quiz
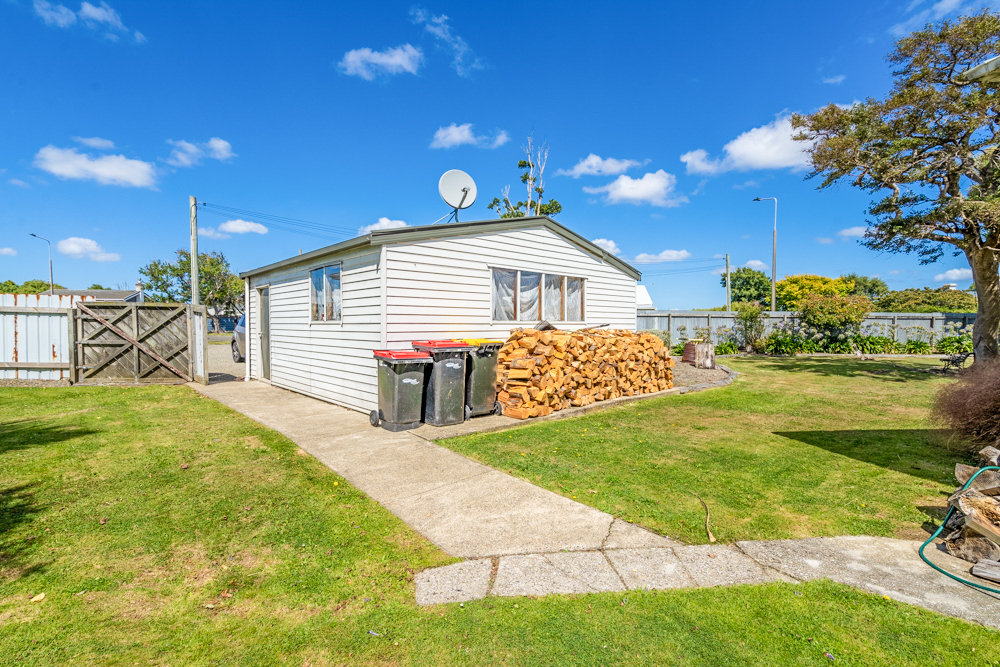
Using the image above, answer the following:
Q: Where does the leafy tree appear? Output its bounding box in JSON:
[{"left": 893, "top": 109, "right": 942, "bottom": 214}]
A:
[
  {"left": 139, "top": 250, "right": 244, "bottom": 332},
  {"left": 876, "top": 287, "right": 978, "bottom": 313},
  {"left": 792, "top": 11, "right": 1000, "bottom": 360},
  {"left": 488, "top": 136, "right": 562, "bottom": 218},
  {"left": 721, "top": 267, "right": 770, "bottom": 304},
  {"left": 0, "top": 279, "right": 68, "bottom": 294},
  {"left": 798, "top": 294, "right": 873, "bottom": 329},
  {"left": 841, "top": 273, "right": 889, "bottom": 300},
  {"left": 87, "top": 283, "right": 110, "bottom": 290},
  {"left": 0, "top": 280, "right": 18, "bottom": 293},
  {"left": 775, "top": 274, "right": 854, "bottom": 311}
]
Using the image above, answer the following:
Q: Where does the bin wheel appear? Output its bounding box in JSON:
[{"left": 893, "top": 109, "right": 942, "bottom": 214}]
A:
[
  {"left": 369, "top": 410, "right": 379, "bottom": 427},
  {"left": 464, "top": 405, "right": 472, "bottom": 421},
  {"left": 494, "top": 400, "right": 503, "bottom": 416}
]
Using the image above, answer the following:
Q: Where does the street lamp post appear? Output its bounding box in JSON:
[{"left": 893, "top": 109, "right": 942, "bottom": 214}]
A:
[
  {"left": 28, "top": 233, "right": 54, "bottom": 296},
  {"left": 752, "top": 197, "right": 777, "bottom": 312}
]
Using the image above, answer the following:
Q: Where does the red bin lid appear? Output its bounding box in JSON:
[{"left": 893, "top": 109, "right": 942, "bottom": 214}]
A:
[
  {"left": 373, "top": 349, "right": 432, "bottom": 360},
  {"left": 411, "top": 339, "right": 476, "bottom": 350}
]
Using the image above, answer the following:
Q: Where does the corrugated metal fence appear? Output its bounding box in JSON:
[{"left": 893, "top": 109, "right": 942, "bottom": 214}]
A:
[
  {"left": 0, "top": 294, "right": 94, "bottom": 380},
  {"left": 637, "top": 310, "right": 977, "bottom": 344}
]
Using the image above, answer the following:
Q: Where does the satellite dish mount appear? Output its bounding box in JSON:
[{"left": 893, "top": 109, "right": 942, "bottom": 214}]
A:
[{"left": 437, "top": 170, "right": 477, "bottom": 224}]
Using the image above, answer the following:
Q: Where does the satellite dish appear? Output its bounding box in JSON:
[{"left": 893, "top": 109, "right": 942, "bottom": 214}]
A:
[{"left": 438, "top": 170, "right": 477, "bottom": 211}]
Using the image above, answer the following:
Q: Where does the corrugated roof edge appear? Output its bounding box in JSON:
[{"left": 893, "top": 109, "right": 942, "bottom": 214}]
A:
[{"left": 238, "top": 216, "right": 641, "bottom": 281}]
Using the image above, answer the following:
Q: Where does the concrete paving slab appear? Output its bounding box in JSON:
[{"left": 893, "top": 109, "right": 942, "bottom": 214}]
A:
[
  {"left": 384, "top": 470, "right": 613, "bottom": 558},
  {"left": 414, "top": 559, "right": 492, "bottom": 606},
  {"left": 492, "top": 552, "right": 623, "bottom": 596},
  {"left": 738, "top": 536, "right": 1000, "bottom": 629},
  {"left": 674, "top": 544, "right": 790, "bottom": 587},
  {"left": 542, "top": 551, "right": 626, "bottom": 593},
  {"left": 605, "top": 548, "right": 693, "bottom": 591},
  {"left": 603, "top": 519, "right": 677, "bottom": 549}
]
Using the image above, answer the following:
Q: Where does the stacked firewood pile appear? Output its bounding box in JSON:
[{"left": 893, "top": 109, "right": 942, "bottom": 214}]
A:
[
  {"left": 943, "top": 445, "right": 1000, "bottom": 583},
  {"left": 496, "top": 328, "right": 674, "bottom": 420}
]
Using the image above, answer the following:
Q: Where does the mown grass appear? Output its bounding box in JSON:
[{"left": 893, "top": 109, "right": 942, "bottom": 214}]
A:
[
  {"left": 1, "top": 381, "right": 996, "bottom": 665},
  {"left": 442, "top": 357, "right": 968, "bottom": 545}
]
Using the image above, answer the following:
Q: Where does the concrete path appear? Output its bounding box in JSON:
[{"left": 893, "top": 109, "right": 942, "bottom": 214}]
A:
[{"left": 189, "top": 378, "right": 1000, "bottom": 629}]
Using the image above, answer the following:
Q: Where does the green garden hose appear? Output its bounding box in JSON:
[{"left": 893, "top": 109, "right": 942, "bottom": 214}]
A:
[{"left": 918, "top": 465, "right": 1000, "bottom": 595}]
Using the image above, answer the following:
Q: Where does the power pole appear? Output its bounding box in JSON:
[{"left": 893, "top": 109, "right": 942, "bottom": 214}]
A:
[
  {"left": 725, "top": 253, "right": 731, "bottom": 311},
  {"left": 189, "top": 196, "right": 199, "bottom": 305}
]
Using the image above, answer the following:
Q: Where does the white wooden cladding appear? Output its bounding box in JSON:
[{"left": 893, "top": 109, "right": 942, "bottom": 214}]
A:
[
  {"left": 0, "top": 293, "right": 94, "bottom": 380},
  {"left": 246, "top": 225, "right": 637, "bottom": 413}
]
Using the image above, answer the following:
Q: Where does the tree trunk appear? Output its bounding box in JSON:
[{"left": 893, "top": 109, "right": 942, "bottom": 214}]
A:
[{"left": 968, "top": 247, "right": 1000, "bottom": 362}]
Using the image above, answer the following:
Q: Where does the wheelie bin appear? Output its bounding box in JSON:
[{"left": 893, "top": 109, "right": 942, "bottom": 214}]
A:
[
  {"left": 371, "top": 350, "right": 432, "bottom": 431},
  {"left": 462, "top": 339, "right": 504, "bottom": 419},
  {"left": 411, "top": 340, "right": 476, "bottom": 426}
]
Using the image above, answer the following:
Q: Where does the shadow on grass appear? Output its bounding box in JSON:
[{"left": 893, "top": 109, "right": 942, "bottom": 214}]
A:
[
  {"left": 0, "top": 419, "right": 96, "bottom": 456},
  {"left": 748, "top": 357, "right": 948, "bottom": 381},
  {"left": 774, "top": 429, "right": 960, "bottom": 483},
  {"left": 0, "top": 483, "right": 48, "bottom": 579}
]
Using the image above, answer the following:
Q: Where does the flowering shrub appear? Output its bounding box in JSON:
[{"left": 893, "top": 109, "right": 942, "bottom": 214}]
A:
[
  {"left": 935, "top": 322, "right": 973, "bottom": 354},
  {"left": 798, "top": 294, "right": 873, "bottom": 330}
]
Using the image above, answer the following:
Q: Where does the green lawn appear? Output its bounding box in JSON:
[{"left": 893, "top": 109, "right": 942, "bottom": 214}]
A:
[
  {"left": 442, "top": 357, "right": 967, "bottom": 545},
  {"left": 1, "top": 380, "right": 996, "bottom": 665}
]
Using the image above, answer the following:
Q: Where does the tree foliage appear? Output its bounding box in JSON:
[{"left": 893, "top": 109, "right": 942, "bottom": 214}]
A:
[
  {"left": 798, "top": 294, "right": 873, "bottom": 329},
  {"left": 876, "top": 286, "right": 978, "bottom": 312},
  {"left": 0, "top": 279, "right": 68, "bottom": 294},
  {"left": 775, "top": 274, "right": 854, "bottom": 311},
  {"left": 792, "top": 11, "right": 1000, "bottom": 359},
  {"left": 139, "top": 250, "right": 244, "bottom": 331},
  {"left": 721, "top": 267, "right": 771, "bottom": 304},
  {"left": 488, "top": 136, "right": 562, "bottom": 218},
  {"left": 840, "top": 273, "right": 889, "bottom": 300}
]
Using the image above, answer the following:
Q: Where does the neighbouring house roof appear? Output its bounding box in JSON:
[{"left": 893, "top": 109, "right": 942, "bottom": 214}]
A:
[
  {"left": 636, "top": 285, "right": 655, "bottom": 310},
  {"left": 239, "top": 216, "right": 642, "bottom": 281},
  {"left": 50, "top": 289, "right": 141, "bottom": 301}
]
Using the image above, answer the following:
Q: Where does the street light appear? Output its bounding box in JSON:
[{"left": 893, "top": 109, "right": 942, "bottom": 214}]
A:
[
  {"left": 28, "top": 233, "right": 54, "bottom": 296},
  {"left": 752, "top": 197, "right": 777, "bottom": 312}
]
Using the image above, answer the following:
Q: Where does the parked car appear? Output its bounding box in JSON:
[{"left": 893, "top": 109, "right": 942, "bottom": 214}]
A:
[{"left": 232, "top": 314, "right": 246, "bottom": 362}]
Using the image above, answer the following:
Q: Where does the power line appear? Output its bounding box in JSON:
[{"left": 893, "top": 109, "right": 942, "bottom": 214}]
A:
[{"left": 199, "top": 203, "right": 357, "bottom": 241}]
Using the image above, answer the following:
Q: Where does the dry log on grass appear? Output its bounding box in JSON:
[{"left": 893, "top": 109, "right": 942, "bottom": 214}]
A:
[
  {"left": 940, "top": 465, "right": 1000, "bottom": 571},
  {"left": 971, "top": 559, "right": 1000, "bottom": 583},
  {"left": 495, "top": 328, "right": 674, "bottom": 420},
  {"left": 944, "top": 526, "right": 1000, "bottom": 563}
]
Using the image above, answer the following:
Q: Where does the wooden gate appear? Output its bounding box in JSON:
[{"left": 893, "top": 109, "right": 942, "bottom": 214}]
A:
[{"left": 72, "top": 303, "right": 207, "bottom": 384}]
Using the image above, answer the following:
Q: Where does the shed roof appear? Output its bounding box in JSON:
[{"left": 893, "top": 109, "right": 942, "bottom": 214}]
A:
[
  {"left": 239, "top": 216, "right": 642, "bottom": 281},
  {"left": 50, "top": 289, "right": 140, "bottom": 300}
]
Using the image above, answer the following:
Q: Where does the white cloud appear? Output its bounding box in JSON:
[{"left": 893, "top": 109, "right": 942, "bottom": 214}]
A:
[
  {"left": 218, "top": 219, "right": 267, "bottom": 234},
  {"left": 837, "top": 226, "right": 867, "bottom": 239},
  {"left": 411, "top": 9, "right": 482, "bottom": 77},
  {"left": 713, "top": 254, "right": 725, "bottom": 259},
  {"left": 79, "top": 2, "right": 124, "bottom": 31},
  {"left": 891, "top": 0, "right": 967, "bottom": 36},
  {"left": 822, "top": 75, "right": 847, "bottom": 84},
  {"left": 934, "top": 267, "right": 973, "bottom": 282},
  {"left": 582, "top": 170, "right": 688, "bottom": 207},
  {"left": 34, "top": 145, "right": 156, "bottom": 188},
  {"left": 8, "top": 179, "right": 30, "bottom": 188},
  {"left": 429, "top": 123, "right": 508, "bottom": 149},
  {"left": 633, "top": 249, "right": 692, "bottom": 264},
  {"left": 339, "top": 44, "right": 423, "bottom": 80},
  {"left": 57, "top": 237, "right": 120, "bottom": 262},
  {"left": 591, "top": 238, "right": 621, "bottom": 255},
  {"left": 166, "top": 138, "right": 236, "bottom": 167},
  {"left": 816, "top": 237, "right": 835, "bottom": 244},
  {"left": 198, "top": 227, "right": 230, "bottom": 239},
  {"left": 133, "top": 30, "right": 146, "bottom": 44},
  {"left": 0, "top": 248, "right": 17, "bottom": 256},
  {"left": 746, "top": 260, "right": 769, "bottom": 271},
  {"left": 359, "top": 217, "right": 408, "bottom": 235},
  {"left": 556, "top": 154, "right": 647, "bottom": 178},
  {"left": 732, "top": 179, "right": 760, "bottom": 190},
  {"left": 680, "top": 115, "right": 812, "bottom": 175},
  {"left": 711, "top": 266, "right": 727, "bottom": 275},
  {"left": 72, "top": 136, "right": 115, "bottom": 149},
  {"left": 34, "top": 0, "right": 76, "bottom": 27}
]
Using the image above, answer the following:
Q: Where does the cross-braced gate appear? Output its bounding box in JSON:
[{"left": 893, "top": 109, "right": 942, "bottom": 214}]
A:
[{"left": 72, "top": 302, "right": 207, "bottom": 384}]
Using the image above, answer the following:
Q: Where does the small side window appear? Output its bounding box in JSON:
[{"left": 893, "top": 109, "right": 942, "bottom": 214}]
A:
[{"left": 311, "top": 264, "right": 342, "bottom": 322}]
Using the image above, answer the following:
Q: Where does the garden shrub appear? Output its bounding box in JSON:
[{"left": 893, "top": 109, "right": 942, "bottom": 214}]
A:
[
  {"left": 733, "top": 301, "right": 767, "bottom": 352},
  {"left": 798, "top": 293, "right": 873, "bottom": 330},
  {"left": 876, "top": 287, "right": 977, "bottom": 313},
  {"left": 934, "top": 361, "right": 1000, "bottom": 454},
  {"left": 935, "top": 322, "right": 973, "bottom": 354},
  {"left": 903, "top": 340, "right": 933, "bottom": 354},
  {"left": 854, "top": 334, "right": 902, "bottom": 354},
  {"left": 671, "top": 342, "right": 685, "bottom": 356},
  {"left": 775, "top": 274, "right": 855, "bottom": 310},
  {"left": 715, "top": 341, "right": 739, "bottom": 355}
]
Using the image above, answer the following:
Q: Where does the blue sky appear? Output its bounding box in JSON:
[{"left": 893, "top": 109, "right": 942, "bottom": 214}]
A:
[{"left": 1, "top": 0, "right": 994, "bottom": 308}]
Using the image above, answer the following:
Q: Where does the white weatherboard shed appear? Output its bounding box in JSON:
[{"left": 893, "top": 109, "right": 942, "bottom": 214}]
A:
[{"left": 240, "top": 216, "right": 641, "bottom": 414}]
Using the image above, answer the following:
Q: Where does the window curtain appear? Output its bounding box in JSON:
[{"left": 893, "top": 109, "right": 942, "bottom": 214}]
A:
[
  {"left": 492, "top": 268, "right": 516, "bottom": 321},
  {"left": 310, "top": 268, "right": 325, "bottom": 321},
  {"left": 325, "top": 266, "right": 341, "bottom": 321},
  {"left": 566, "top": 277, "right": 583, "bottom": 321},
  {"left": 519, "top": 272, "right": 541, "bottom": 321},
  {"left": 544, "top": 274, "right": 563, "bottom": 321}
]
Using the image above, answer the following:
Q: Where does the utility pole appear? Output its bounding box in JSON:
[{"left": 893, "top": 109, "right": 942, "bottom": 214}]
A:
[
  {"left": 189, "top": 196, "right": 199, "bottom": 305},
  {"left": 28, "top": 233, "right": 54, "bottom": 295},
  {"left": 752, "top": 197, "right": 778, "bottom": 312},
  {"left": 725, "top": 253, "right": 731, "bottom": 311}
]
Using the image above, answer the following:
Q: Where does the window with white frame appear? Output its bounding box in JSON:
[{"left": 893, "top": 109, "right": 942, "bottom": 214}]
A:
[
  {"left": 310, "top": 264, "right": 342, "bottom": 322},
  {"left": 492, "top": 268, "right": 585, "bottom": 322}
]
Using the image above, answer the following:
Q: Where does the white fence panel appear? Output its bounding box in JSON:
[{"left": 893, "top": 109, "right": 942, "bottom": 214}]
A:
[{"left": 0, "top": 294, "right": 95, "bottom": 380}]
